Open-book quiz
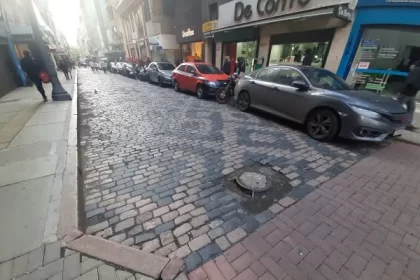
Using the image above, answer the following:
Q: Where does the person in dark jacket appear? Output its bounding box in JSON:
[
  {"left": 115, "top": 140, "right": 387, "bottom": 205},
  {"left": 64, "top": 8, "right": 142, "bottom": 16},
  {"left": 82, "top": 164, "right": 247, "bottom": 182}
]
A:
[
  {"left": 20, "top": 50, "right": 47, "bottom": 101},
  {"left": 302, "top": 49, "right": 313, "bottom": 66},
  {"left": 236, "top": 57, "right": 246, "bottom": 74},
  {"left": 222, "top": 57, "right": 231, "bottom": 75},
  {"left": 398, "top": 60, "right": 420, "bottom": 130},
  {"left": 59, "top": 60, "right": 70, "bottom": 80}
]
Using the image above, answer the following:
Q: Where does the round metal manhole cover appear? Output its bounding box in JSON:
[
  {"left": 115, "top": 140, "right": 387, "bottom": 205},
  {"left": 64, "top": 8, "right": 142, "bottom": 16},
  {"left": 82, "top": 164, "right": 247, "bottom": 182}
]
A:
[{"left": 236, "top": 172, "right": 270, "bottom": 192}]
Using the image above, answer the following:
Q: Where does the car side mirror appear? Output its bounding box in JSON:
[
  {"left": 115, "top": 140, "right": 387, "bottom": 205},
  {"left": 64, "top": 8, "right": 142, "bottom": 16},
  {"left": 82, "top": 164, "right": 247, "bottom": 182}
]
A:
[{"left": 292, "top": 81, "right": 309, "bottom": 91}]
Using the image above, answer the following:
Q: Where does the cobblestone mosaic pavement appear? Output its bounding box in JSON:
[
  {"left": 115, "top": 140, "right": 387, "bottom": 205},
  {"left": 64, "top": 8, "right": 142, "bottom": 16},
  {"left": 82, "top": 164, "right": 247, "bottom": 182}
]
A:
[
  {"left": 0, "top": 241, "right": 159, "bottom": 280},
  {"left": 78, "top": 69, "right": 385, "bottom": 272}
]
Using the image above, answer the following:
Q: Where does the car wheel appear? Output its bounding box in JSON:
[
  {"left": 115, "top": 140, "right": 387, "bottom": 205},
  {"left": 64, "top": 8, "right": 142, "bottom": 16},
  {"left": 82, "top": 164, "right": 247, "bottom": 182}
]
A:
[
  {"left": 306, "top": 108, "right": 339, "bottom": 141},
  {"left": 237, "top": 91, "right": 251, "bottom": 111},
  {"left": 196, "top": 85, "right": 204, "bottom": 99},
  {"left": 158, "top": 77, "right": 163, "bottom": 87},
  {"left": 174, "top": 80, "right": 180, "bottom": 92}
]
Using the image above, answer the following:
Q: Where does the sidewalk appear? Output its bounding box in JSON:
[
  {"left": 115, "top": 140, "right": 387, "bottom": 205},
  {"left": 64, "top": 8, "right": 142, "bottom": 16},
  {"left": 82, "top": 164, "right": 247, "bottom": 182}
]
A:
[
  {"left": 0, "top": 74, "right": 74, "bottom": 263},
  {"left": 189, "top": 141, "right": 420, "bottom": 280}
]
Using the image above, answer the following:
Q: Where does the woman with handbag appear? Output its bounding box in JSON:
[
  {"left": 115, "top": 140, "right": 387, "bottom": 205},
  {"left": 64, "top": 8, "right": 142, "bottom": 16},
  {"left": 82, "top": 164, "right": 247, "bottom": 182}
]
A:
[{"left": 20, "top": 50, "right": 48, "bottom": 101}]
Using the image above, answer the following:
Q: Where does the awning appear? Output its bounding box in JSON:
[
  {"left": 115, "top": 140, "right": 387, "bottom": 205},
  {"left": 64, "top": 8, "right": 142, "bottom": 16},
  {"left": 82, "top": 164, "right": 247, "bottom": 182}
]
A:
[{"left": 212, "top": 5, "right": 354, "bottom": 34}]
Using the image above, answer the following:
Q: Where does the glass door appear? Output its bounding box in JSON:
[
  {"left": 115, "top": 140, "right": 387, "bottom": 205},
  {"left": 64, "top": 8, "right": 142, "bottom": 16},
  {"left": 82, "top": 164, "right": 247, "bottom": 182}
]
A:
[{"left": 269, "top": 42, "right": 330, "bottom": 68}]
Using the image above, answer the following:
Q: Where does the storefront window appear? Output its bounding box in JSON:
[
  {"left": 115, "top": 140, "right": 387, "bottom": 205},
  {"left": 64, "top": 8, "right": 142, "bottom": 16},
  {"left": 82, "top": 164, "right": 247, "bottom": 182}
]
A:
[
  {"left": 269, "top": 42, "right": 330, "bottom": 68},
  {"left": 223, "top": 41, "right": 258, "bottom": 73},
  {"left": 347, "top": 26, "right": 420, "bottom": 95},
  {"left": 182, "top": 42, "right": 203, "bottom": 62}
]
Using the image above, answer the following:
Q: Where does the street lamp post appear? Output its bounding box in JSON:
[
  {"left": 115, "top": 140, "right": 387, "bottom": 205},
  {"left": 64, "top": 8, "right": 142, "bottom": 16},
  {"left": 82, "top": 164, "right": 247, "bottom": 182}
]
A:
[{"left": 28, "top": 0, "right": 72, "bottom": 101}]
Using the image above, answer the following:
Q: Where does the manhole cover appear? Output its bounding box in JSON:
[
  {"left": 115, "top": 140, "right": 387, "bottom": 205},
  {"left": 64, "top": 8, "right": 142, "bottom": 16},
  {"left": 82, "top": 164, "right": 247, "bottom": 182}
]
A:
[{"left": 236, "top": 172, "right": 270, "bottom": 192}]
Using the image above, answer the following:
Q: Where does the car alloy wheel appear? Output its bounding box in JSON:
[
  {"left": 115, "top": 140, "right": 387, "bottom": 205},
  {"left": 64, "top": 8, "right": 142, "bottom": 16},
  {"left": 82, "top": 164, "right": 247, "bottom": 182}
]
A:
[
  {"left": 196, "top": 86, "right": 204, "bottom": 99},
  {"left": 306, "top": 109, "right": 339, "bottom": 141},
  {"left": 174, "top": 80, "right": 180, "bottom": 92},
  {"left": 237, "top": 91, "right": 250, "bottom": 111}
]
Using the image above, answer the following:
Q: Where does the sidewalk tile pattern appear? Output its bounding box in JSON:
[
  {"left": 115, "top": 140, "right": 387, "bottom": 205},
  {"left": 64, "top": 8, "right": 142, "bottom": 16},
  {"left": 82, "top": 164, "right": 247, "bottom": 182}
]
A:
[
  {"left": 78, "top": 70, "right": 383, "bottom": 270},
  {"left": 188, "top": 142, "right": 420, "bottom": 279},
  {"left": 0, "top": 242, "right": 154, "bottom": 280}
]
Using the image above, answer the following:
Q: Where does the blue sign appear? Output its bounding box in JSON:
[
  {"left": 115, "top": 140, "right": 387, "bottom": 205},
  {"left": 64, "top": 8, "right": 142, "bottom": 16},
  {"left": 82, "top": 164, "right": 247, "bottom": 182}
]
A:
[{"left": 358, "top": 0, "right": 420, "bottom": 8}]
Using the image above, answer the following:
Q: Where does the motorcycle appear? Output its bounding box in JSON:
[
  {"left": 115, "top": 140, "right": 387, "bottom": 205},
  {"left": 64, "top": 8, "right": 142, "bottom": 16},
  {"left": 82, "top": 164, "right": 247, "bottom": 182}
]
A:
[{"left": 216, "top": 71, "right": 240, "bottom": 104}]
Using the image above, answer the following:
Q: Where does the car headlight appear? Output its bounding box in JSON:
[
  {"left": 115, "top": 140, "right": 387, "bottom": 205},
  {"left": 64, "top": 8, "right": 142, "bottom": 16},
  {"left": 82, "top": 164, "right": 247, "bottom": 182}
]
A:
[
  {"left": 351, "top": 106, "right": 381, "bottom": 119},
  {"left": 205, "top": 81, "right": 217, "bottom": 88}
]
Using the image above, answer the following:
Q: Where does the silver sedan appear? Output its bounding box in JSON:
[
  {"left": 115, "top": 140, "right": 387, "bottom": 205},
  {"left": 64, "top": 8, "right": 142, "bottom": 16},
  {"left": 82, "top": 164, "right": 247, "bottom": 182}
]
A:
[{"left": 234, "top": 65, "right": 408, "bottom": 142}]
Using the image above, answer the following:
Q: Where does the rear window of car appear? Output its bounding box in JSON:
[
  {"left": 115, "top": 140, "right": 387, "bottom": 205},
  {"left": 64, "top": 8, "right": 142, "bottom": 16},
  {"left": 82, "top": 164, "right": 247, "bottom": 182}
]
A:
[
  {"left": 158, "top": 63, "right": 175, "bottom": 70},
  {"left": 177, "top": 65, "right": 186, "bottom": 72},
  {"left": 195, "top": 64, "right": 222, "bottom": 74}
]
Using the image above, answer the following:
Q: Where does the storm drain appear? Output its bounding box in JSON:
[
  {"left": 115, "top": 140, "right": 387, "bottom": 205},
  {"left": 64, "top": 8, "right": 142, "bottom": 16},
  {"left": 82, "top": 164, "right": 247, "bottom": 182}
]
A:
[{"left": 223, "top": 164, "right": 293, "bottom": 214}]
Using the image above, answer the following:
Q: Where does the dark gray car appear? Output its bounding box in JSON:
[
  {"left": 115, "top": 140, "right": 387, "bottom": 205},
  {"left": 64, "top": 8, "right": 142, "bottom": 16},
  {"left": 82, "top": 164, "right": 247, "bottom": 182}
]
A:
[
  {"left": 146, "top": 62, "right": 175, "bottom": 87},
  {"left": 234, "top": 65, "right": 408, "bottom": 142}
]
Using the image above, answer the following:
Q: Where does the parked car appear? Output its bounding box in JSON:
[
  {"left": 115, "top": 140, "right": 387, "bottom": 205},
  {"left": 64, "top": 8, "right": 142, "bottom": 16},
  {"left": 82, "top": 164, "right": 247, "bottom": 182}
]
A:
[
  {"left": 110, "top": 62, "right": 117, "bottom": 73},
  {"left": 234, "top": 65, "right": 408, "bottom": 142},
  {"left": 146, "top": 62, "right": 175, "bottom": 87},
  {"left": 171, "top": 63, "right": 229, "bottom": 98},
  {"left": 122, "top": 63, "right": 136, "bottom": 79}
]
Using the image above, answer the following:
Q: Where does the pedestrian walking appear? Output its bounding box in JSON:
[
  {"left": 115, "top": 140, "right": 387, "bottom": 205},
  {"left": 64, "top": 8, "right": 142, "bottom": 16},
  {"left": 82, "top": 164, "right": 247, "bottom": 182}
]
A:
[
  {"left": 398, "top": 60, "right": 420, "bottom": 130},
  {"left": 223, "top": 57, "right": 231, "bottom": 75},
  {"left": 20, "top": 50, "right": 48, "bottom": 101},
  {"left": 59, "top": 59, "right": 70, "bottom": 80}
]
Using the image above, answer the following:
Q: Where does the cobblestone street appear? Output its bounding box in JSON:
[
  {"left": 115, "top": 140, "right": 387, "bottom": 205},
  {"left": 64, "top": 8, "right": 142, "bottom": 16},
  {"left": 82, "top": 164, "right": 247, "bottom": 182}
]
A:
[{"left": 78, "top": 69, "right": 383, "bottom": 272}]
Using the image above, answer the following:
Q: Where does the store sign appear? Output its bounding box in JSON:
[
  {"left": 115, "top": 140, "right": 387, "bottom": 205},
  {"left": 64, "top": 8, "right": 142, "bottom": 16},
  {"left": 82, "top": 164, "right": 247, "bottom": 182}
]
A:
[
  {"left": 182, "top": 28, "right": 195, "bottom": 38},
  {"left": 234, "top": 0, "right": 310, "bottom": 21},
  {"left": 202, "top": 20, "right": 219, "bottom": 33},
  {"left": 333, "top": 5, "right": 354, "bottom": 21},
  {"left": 218, "top": 0, "right": 351, "bottom": 29},
  {"left": 358, "top": 0, "right": 420, "bottom": 8}
]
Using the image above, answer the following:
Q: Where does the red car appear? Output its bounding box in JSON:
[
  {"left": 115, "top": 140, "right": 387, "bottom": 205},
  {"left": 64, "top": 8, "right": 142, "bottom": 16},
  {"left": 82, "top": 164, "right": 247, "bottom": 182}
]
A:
[{"left": 171, "top": 62, "right": 229, "bottom": 99}]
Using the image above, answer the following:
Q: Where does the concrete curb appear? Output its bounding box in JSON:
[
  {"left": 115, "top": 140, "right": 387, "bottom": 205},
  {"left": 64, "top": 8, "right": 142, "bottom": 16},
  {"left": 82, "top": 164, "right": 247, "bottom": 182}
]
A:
[{"left": 58, "top": 70, "right": 182, "bottom": 279}]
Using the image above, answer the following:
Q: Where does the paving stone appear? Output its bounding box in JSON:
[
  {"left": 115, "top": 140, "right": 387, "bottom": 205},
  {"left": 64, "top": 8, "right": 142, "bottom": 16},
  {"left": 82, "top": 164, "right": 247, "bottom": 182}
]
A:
[
  {"left": 170, "top": 245, "right": 192, "bottom": 259},
  {"left": 116, "top": 270, "right": 133, "bottom": 280},
  {"left": 160, "top": 231, "right": 175, "bottom": 246},
  {"left": 190, "top": 207, "right": 206, "bottom": 217},
  {"left": 178, "top": 204, "right": 195, "bottom": 215},
  {"left": 161, "top": 258, "right": 184, "bottom": 280},
  {"left": 120, "top": 210, "right": 138, "bottom": 220},
  {"left": 135, "top": 232, "right": 156, "bottom": 244},
  {"left": 169, "top": 201, "right": 184, "bottom": 210},
  {"left": 174, "top": 214, "right": 191, "bottom": 225},
  {"left": 81, "top": 258, "right": 103, "bottom": 274},
  {"left": 209, "top": 220, "right": 223, "bottom": 229},
  {"left": 63, "top": 252, "right": 81, "bottom": 280},
  {"left": 191, "top": 215, "right": 209, "bottom": 228},
  {"left": 189, "top": 234, "right": 212, "bottom": 251},
  {"left": 227, "top": 227, "right": 247, "bottom": 243},
  {"left": 44, "top": 241, "right": 61, "bottom": 266},
  {"left": 12, "top": 253, "right": 29, "bottom": 278},
  {"left": 184, "top": 252, "right": 203, "bottom": 272},
  {"left": 162, "top": 211, "right": 179, "bottom": 223},
  {"left": 139, "top": 203, "right": 158, "bottom": 214},
  {"left": 177, "top": 235, "right": 190, "bottom": 246},
  {"left": 135, "top": 198, "right": 152, "bottom": 208},
  {"left": 135, "top": 212, "right": 153, "bottom": 225},
  {"left": 215, "top": 236, "right": 231, "bottom": 250},
  {"left": 127, "top": 225, "right": 143, "bottom": 237},
  {"left": 155, "top": 242, "right": 178, "bottom": 257},
  {"left": 77, "top": 268, "right": 98, "bottom": 280},
  {"left": 174, "top": 223, "right": 193, "bottom": 237},
  {"left": 143, "top": 217, "right": 163, "bottom": 230},
  {"left": 109, "top": 233, "right": 126, "bottom": 243},
  {"left": 141, "top": 238, "right": 161, "bottom": 252},
  {"left": 198, "top": 243, "right": 222, "bottom": 264},
  {"left": 98, "top": 264, "right": 117, "bottom": 280},
  {"left": 27, "top": 247, "right": 44, "bottom": 272},
  {"left": 155, "top": 221, "right": 176, "bottom": 235},
  {"left": 153, "top": 206, "right": 170, "bottom": 217},
  {"left": 115, "top": 218, "right": 135, "bottom": 232},
  {"left": 115, "top": 204, "right": 135, "bottom": 215},
  {"left": 191, "top": 225, "right": 210, "bottom": 238},
  {"left": 26, "top": 259, "right": 64, "bottom": 280},
  {"left": 208, "top": 227, "right": 226, "bottom": 240}
]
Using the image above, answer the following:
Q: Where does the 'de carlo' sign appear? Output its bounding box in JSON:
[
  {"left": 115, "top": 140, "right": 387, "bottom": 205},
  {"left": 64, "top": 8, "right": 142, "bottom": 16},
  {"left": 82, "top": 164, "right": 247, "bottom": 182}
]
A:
[{"left": 234, "top": 0, "right": 311, "bottom": 21}]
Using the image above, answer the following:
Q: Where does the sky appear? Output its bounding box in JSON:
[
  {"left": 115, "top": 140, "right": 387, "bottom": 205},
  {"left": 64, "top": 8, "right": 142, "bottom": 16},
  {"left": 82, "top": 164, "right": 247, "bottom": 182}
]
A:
[{"left": 49, "top": 0, "right": 80, "bottom": 47}]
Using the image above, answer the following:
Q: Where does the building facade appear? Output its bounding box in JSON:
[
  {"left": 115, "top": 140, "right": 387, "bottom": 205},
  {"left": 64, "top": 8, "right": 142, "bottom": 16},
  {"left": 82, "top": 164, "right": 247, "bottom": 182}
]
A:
[
  {"left": 337, "top": 0, "right": 420, "bottom": 95},
  {"left": 201, "top": 0, "right": 356, "bottom": 74}
]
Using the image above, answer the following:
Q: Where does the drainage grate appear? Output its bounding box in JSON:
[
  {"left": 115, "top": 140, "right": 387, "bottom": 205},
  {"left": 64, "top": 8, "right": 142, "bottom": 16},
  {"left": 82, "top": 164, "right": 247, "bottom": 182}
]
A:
[{"left": 222, "top": 164, "right": 293, "bottom": 214}]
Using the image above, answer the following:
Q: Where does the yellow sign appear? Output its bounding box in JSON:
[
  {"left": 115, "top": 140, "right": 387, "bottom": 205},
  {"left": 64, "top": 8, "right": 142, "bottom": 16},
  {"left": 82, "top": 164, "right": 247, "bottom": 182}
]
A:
[{"left": 202, "top": 20, "right": 218, "bottom": 33}]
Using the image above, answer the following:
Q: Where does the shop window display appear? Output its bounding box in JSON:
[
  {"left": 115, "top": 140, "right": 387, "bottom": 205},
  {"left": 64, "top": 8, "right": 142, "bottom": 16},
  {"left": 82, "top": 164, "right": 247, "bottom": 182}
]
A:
[
  {"left": 269, "top": 42, "right": 329, "bottom": 68},
  {"left": 347, "top": 26, "right": 420, "bottom": 95},
  {"left": 182, "top": 42, "right": 203, "bottom": 62}
]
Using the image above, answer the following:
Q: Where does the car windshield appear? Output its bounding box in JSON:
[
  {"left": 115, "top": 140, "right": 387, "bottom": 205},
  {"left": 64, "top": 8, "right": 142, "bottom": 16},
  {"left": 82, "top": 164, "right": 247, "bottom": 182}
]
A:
[
  {"left": 195, "top": 64, "right": 222, "bottom": 74},
  {"left": 301, "top": 68, "right": 351, "bottom": 91},
  {"left": 126, "top": 64, "right": 133, "bottom": 70},
  {"left": 158, "top": 63, "right": 175, "bottom": 70}
]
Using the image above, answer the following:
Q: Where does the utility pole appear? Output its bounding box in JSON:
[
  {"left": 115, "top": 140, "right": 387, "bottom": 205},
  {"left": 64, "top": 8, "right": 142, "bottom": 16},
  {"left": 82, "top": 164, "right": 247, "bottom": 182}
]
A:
[{"left": 28, "top": 0, "right": 72, "bottom": 101}]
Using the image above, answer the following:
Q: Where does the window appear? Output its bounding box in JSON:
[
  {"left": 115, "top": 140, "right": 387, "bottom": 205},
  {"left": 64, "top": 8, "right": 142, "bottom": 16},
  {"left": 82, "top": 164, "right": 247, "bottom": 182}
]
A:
[
  {"left": 195, "top": 64, "right": 222, "bottom": 74},
  {"left": 158, "top": 63, "right": 175, "bottom": 70},
  {"left": 150, "top": 63, "right": 157, "bottom": 70},
  {"left": 178, "top": 65, "right": 186, "bottom": 72},
  {"left": 275, "top": 68, "right": 306, "bottom": 86},
  {"left": 209, "top": 3, "right": 218, "bottom": 20},
  {"left": 301, "top": 68, "right": 350, "bottom": 90},
  {"left": 186, "top": 65, "right": 196, "bottom": 74},
  {"left": 256, "top": 67, "right": 278, "bottom": 82},
  {"left": 143, "top": 0, "right": 151, "bottom": 22}
]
